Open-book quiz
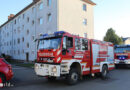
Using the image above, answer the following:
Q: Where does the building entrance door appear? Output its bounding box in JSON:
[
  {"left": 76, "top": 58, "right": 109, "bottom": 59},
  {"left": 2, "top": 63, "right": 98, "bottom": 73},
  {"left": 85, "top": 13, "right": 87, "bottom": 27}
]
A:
[{"left": 26, "top": 52, "right": 29, "bottom": 62}]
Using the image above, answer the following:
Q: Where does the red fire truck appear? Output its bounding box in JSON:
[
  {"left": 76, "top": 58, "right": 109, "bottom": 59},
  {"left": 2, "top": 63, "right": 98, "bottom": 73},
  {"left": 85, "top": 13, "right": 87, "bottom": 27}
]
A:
[
  {"left": 34, "top": 31, "right": 114, "bottom": 85},
  {"left": 114, "top": 45, "right": 130, "bottom": 68}
]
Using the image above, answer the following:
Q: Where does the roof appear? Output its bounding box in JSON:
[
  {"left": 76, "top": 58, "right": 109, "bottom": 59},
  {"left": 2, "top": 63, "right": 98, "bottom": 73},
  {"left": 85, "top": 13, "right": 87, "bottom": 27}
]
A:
[
  {"left": 122, "top": 37, "right": 130, "bottom": 42},
  {"left": 83, "top": 0, "right": 96, "bottom": 5},
  {"left": 0, "top": 0, "right": 40, "bottom": 28}
]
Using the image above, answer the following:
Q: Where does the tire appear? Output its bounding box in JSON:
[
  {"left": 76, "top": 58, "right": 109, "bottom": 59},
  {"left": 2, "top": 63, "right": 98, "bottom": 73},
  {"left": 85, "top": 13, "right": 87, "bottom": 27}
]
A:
[
  {"left": 101, "top": 65, "right": 108, "bottom": 80},
  {"left": 47, "top": 77, "right": 56, "bottom": 81},
  {"left": 115, "top": 64, "right": 120, "bottom": 69},
  {"left": 66, "top": 68, "right": 80, "bottom": 85},
  {"left": 0, "top": 74, "right": 6, "bottom": 83}
]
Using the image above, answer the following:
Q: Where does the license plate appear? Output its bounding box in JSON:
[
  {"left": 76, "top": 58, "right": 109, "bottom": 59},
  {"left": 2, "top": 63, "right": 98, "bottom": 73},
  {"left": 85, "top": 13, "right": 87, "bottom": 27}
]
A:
[{"left": 119, "top": 61, "right": 124, "bottom": 63}]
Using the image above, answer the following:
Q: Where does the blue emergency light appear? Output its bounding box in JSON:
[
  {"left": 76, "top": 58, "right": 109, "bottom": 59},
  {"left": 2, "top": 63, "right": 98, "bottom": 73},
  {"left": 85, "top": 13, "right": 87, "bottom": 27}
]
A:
[
  {"left": 118, "top": 56, "right": 126, "bottom": 60},
  {"left": 54, "top": 31, "right": 65, "bottom": 36},
  {"left": 40, "top": 31, "right": 65, "bottom": 39}
]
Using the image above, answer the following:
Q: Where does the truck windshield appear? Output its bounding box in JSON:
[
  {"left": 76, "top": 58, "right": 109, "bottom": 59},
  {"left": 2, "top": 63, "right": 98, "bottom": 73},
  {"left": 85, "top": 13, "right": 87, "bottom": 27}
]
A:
[
  {"left": 115, "top": 47, "right": 130, "bottom": 53},
  {"left": 38, "top": 37, "right": 62, "bottom": 50}
]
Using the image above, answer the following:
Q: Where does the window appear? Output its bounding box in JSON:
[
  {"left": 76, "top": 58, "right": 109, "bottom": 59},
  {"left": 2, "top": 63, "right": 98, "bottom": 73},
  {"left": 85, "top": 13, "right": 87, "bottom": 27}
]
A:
[
  {"left": 22, "top": 25, "right": 24, "bottom": 30},
  {"left": 82, "top": 39, "right": 88, "bottom": 50},
  {"left": 14, "top": 40, "right": 16, "bottom": 45},
  {"left": 7, "top": 32, "right": 9, "bottom": 37},
  {"left": 14, "top": 20, "right": 16, "bottom": 24},
  {"left": 7, "top": 42, "right": 8, "bottom": 46},
  {"left": 14, "top": 29, "right": 16, "bottom": 34},
  {"left": 32, "top": 20, "right": 35, "bottom": 25},
  {"left": 14, "top": 50, "right": 15, "bottom": 54},
  {"left": 32, "top": 36, "right": 35, "bottom": 40},
  {"left": 32, "top": 7, "right": 35, "bottom": 13},
  {"left": 18, "top": 50, "right": 20, "bottom": 55},
  {"left": 22, "top": 37, "right": 24, "bottom": 42},
  {"left": 83, "top": 19, "right": 87, "bottom": 25},
  {"left": 83, "top": 4, "right": 87, "bottom": 11},
  {"left": 47, "top": 0, "right": 52, "bottom": 6},
  {"left": 27, "top": 17, "right": 29, "bottom": 22},
  {"left": 18, "top": 27, "right": 20, "bottom": 33},
  {"left": 22, "top": 49, "right": 24, "bottom": 54},
  {"left": 23, "top": 14, "right": 25, "bottom": 19},
  {"left": 39, "top": 18, "right": 43, "bottom": 25},
  {"left": 18, "top": 16, "right": 21, "bottom": 22},
  {"left": 75, "top": 38, "right": 88, "bottom": 50},
  {"left": 39, "top": 2, "right": 43, "bottom": 10},
  {"left": 32, "top": 51, "right": 34, "bottom": 54},
  {"left": 27, "top": 43, "right": 29, "bottom": 48},
  {"left": 27, "top": 29, "right": 29, "bottom": 35},
  {"left": 84, "top": 33, "right": 87, "bottom": 38},
  {"left": 18, "top": 38, "right": 20, "bottom": 44},
  {"left": 10, "top": 41, "right": 11, "bottom": 46},
  {"left": 66, "top": 37, "right": 73, "bottom": 48},
  {"left": 48, "top": 13, "right": 52, "bottom": 22},
  {"left": 75, "top": 38, "right": 81, "bottom": 50}
]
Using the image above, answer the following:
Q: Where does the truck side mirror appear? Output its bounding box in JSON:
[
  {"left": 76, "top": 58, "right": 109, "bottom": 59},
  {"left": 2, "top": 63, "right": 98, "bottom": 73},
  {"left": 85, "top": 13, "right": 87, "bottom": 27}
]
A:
[{"left": 63, "top": 37, "right": 67, "bottom": 49}]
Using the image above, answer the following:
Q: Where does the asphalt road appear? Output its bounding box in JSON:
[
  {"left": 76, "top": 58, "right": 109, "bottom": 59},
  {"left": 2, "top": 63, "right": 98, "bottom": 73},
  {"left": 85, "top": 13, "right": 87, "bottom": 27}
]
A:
[{"left": 2, "top": 66, "right": 130, "bottom": 90}]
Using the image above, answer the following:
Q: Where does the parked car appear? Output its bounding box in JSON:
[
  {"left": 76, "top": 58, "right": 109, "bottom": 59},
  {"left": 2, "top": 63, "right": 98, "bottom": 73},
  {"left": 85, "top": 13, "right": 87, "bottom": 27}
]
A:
[{"left": 0, "top": 58, "right": 13, "bottom": 83}]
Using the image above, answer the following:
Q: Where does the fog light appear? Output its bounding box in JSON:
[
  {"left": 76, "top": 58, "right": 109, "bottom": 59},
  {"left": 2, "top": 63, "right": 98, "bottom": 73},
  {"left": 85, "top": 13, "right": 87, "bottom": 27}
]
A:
[
  {"left": 41, "top": 64, "right": 44, "bottom": 67},
  {"left": 35, "top": 64, "right": 39, "bottom": 69}
]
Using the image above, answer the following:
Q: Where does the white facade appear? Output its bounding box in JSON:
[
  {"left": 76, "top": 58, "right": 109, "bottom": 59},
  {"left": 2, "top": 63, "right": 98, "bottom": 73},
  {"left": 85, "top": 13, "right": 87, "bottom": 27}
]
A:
[{"left": 0, "top": 0, "right": 95, "bottom": 61}]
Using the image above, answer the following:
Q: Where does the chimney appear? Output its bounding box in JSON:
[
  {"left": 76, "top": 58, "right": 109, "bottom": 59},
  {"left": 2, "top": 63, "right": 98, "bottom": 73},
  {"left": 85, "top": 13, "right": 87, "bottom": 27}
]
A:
[{"left": 8, "top": 14, "right": 15, "bottom": 20}]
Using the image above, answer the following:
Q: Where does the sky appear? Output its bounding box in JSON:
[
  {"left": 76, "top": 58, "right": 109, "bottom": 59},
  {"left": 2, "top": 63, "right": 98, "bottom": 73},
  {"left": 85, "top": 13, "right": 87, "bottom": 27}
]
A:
[
  {"left": 93, "top": 0, "right": 130, "bottom": 40},
  {"left": 0, "top": 0, "right": 130, "bottom": 40}
]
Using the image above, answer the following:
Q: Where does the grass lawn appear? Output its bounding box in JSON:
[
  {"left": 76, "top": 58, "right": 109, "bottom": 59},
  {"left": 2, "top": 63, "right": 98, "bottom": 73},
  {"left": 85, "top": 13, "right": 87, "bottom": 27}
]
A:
[
  {"left": 7, "top": 60, "right": 34, "bottom": 68},
  {"left": 14, "top": 63, "right": 34, "bottom": 68}
]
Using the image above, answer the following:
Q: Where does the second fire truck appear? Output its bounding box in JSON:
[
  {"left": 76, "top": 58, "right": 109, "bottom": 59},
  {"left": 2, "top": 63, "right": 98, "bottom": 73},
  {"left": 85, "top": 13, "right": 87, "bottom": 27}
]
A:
[
  {"left": 34, "top": 31, "right": 115, "bottom": 85},
  {"left": 114, "top": 45, "right": 130, "bottom": 68}
]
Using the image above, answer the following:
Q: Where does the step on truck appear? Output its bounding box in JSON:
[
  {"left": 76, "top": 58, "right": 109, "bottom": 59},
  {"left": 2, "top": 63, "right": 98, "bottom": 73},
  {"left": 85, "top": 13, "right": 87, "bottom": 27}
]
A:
[
  {"left": 34, "top": 31, "right": 115, "bottom": 85},
  {"left": 114, "top": 45, "right": 130, "bottom": 68}
]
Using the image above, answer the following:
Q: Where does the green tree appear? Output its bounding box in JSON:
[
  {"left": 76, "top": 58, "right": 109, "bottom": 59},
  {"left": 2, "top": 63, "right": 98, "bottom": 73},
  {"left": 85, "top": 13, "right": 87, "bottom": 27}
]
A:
[{"left": 104, "top": 28, "right": 123, "bottom": 45}]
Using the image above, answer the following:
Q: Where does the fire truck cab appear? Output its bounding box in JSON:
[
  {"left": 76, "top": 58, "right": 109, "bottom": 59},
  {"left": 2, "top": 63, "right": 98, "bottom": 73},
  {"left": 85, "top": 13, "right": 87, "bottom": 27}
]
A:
[{"left": 35, "top": 31, "right": 114, "bottom": 85}]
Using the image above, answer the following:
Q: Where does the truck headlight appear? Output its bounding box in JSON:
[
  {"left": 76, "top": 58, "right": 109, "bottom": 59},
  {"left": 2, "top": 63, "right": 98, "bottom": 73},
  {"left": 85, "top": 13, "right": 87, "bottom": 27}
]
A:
[{"left": 52, "top": 66, "right": 57, "bottom": 72}]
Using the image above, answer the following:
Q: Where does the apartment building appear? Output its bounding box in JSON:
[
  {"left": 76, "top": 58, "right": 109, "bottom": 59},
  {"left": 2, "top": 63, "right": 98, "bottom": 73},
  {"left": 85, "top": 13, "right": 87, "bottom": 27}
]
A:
[
  {"left": 0, "top": 0, "right": 96, "bottom": 61},
  {"left": 122, "top": 37, "right": 130, "bottom": 45}
]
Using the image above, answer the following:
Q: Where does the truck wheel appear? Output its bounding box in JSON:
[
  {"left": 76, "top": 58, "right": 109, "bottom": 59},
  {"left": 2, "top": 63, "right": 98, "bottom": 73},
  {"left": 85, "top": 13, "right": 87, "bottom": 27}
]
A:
[
  {"left": 115, "top": 64, "right": 119, "bottom": 69},
  {"left": 0, "top": 74, "right": 5, "bottom": 83},
  {"left": 47, "top": 77, "right": 56, "bottom": 81},
  {"left": 101, "top": 65, "right": 108, "bottom": 80},
  {"left": 66, "top": 68, "right": 80, "bottom": 85}
]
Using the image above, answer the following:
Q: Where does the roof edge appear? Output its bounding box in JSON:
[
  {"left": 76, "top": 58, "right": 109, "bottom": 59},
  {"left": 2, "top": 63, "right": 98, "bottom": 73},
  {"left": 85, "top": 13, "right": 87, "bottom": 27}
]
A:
[
  {"left": 0, "top": 0, "right": 40, "bottom": 29},
  {"left": 82, "top": 0, "right": 96, "bottom": 5}
]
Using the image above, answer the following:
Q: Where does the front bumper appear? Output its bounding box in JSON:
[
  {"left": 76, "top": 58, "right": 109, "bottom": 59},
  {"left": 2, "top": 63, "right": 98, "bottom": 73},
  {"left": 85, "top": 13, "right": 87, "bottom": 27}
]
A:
[
  {"left": 115, "top": 59, "right": 130, "bottom": 65},
  {"left": 34, "top": 63, "right": 61, "bottom": 77}
]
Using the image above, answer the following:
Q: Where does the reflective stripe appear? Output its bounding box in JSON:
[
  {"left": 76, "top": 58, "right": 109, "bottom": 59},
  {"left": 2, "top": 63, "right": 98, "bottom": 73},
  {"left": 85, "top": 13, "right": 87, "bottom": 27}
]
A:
[
  {"left": 109, "top": 65, "right": 115, "bottom": 68},
  {"left": 81, "top": 63, "right": 90, "bottom": 71},
  {"left": 57, "top": 57, "right": 61, "bottom": 62},
  {"left": 57, "top": 50, "right": 61, "bottom": 56},
  {"left": 93, "top": 67, "right": 100, "bottom": 70}
]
